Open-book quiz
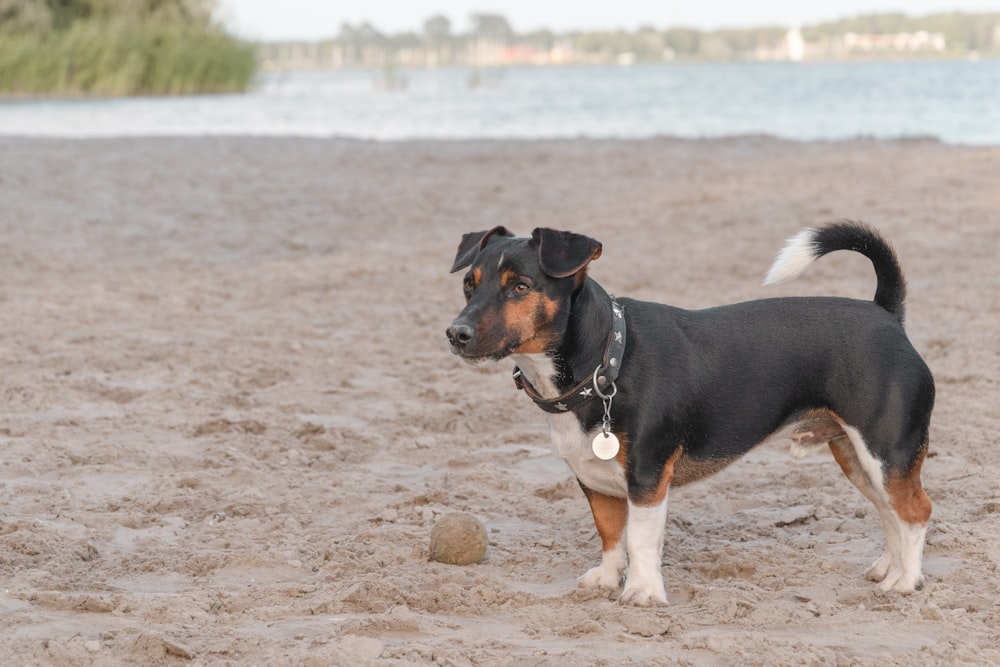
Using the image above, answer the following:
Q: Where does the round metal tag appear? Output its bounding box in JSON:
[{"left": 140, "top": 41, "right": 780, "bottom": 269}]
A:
[{"left": 592, "top": 432, "right": 620, "bottom": 460}]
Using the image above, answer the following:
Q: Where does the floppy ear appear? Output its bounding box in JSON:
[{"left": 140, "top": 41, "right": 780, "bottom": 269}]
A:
[
  {"left": 532, "top": 228, "right": 603, "bottom": 278},
  {"left": 450, "top": 226, "right": 514, "bottom": 273}
]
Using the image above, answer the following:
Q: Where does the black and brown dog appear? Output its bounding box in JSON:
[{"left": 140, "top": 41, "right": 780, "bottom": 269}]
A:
[{"left": 446, "top": 221, "right": 933, "bottom": 606}]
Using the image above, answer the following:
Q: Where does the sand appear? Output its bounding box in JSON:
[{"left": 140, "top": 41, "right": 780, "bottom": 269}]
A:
[{"left": 0, "top": 135, "right": 998, "bottom": 665}]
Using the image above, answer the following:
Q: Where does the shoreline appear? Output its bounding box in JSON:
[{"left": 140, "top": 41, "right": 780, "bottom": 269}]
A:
[{"left": 0, "top": 132, "right": 992, "bottom": 145}]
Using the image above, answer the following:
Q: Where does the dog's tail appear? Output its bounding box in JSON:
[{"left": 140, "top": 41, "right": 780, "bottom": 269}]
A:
[{"left": 764, "top": 220, "right": 906, "bottom": 324}]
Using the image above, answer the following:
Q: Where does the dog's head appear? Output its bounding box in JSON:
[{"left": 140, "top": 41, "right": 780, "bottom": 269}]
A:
[{"left": 446, "top": 227, "right": 602, "bottom": 360}]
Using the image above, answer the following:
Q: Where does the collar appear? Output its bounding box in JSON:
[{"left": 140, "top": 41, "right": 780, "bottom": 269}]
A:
[{"left": 512, "top": 297, "right": 625, "bottom": 414}]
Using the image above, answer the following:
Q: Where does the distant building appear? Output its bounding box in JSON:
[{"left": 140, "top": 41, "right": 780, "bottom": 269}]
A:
[
  {"left": 785, "top": 26, "right": 805, "bottom": 62},
  {"left": 753, "top": 27, "right": 949, "bottom": 62},
  {"left": 842, "top": 31, "right": 946, "bottom": 54},
  {"left": 754, "top": 25, "right": 808, "bottom": 61}
]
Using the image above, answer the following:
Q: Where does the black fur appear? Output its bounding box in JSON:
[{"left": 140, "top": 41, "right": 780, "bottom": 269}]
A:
[
  {"left": 811, "top": 220, "right": 907, "bottom": 323},
  {"left": 447, "top": 221, "right": 935, "bottom": 601}
]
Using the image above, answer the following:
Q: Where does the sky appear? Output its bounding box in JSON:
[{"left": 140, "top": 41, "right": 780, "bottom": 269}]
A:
[{"left": 217, "top": 1, "right": 1000, "bottom": 41}]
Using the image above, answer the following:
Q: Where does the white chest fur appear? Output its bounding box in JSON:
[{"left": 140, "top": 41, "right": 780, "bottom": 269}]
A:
[{"left": 511, "top": 354, "right": 628, "bottom": 498}]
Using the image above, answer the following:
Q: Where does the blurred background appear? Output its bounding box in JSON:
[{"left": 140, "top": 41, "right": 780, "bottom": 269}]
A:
[{"left": 1, "top": 0, "right": 998, "bottom": 141}]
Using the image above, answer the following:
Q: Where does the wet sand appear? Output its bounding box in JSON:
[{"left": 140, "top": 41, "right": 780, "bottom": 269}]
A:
[{"left": 1, "top": 136, "right": 998, "bottom": 664}]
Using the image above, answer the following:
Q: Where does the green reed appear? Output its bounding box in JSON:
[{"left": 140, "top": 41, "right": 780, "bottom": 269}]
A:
[{"left": 0, "top": 19, "right": 256, "bottom": 97}]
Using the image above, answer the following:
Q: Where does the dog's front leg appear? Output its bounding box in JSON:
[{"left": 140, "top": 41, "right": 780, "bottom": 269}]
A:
[
  {"left": 618, "top": 448, "right": 680, "bottom": 606},
  {"left": 577, "top": 485, "right": 628, "bottom": 590},
  {"left": 619, "top": 495, "right": 669, "bottom": 606}
]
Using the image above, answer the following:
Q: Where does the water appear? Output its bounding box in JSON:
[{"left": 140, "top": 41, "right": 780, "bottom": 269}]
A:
[{"left": 1, "top": 60, "right": 998, "bottom": 144}]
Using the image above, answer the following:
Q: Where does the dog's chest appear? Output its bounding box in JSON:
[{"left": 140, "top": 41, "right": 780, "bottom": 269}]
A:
[
  {"left": 548, "top": 413, "right": 628, "bottom": 498},
  {"left": 511, "top": 353, "right": 628, "bottom": 498}
]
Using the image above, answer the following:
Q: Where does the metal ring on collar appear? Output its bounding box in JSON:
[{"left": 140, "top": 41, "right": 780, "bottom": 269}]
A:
[{"left": 592, "top": 365, "right": 617, "bottom": 400}]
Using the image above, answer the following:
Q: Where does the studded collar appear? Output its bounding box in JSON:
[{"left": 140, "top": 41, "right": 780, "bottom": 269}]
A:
[{"left": 512, "top": 297, "right": 626, "bottom": 414}]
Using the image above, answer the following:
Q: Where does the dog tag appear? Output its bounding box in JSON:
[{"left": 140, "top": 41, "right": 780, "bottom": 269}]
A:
[{"left": 592, "top": 432, "right": 620, "bottom": 460}]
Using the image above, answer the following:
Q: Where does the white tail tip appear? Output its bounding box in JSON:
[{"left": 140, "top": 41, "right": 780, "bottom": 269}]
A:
[{"left": 763, "top": 228, "right": 819, "bottom": 286}]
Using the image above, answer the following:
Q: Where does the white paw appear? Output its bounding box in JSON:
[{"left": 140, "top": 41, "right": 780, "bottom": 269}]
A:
[
  {"left": 865, "top": 553, "right": 893, "bottom": 582},
  {"left": 578, "top": 564, "right": 623, "bottom": 591},
  {"left": 618, "top": 580, "right": 668, "bottom": 607},
  {"left": 877, "top": 569, "right": 923, "bottom": 594}
]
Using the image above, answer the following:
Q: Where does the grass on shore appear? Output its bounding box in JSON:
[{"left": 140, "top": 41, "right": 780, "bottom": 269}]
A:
[{"left": 0, "top": 19, "right": 256, "bottom": 97}]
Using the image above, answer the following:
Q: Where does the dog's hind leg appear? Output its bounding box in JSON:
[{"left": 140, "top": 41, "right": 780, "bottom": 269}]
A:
[
  {"left": 828, "top": 435, "right": 901, "bottom": 581},
  {"left": 882, "top": 453, "right": 931, "bottom": 592},
  {"left": 830, "top": 427, "right": 930, "bottom": 593}
]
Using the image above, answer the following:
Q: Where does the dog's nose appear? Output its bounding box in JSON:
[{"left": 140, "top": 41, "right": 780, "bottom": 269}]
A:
[{"left": 446, "top": 323, "right": 475, "bottom": 348}]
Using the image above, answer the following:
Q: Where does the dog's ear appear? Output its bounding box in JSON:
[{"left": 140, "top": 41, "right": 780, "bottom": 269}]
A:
[
  {"left": 450, "top": 226, "right": 515, "bottom": 273},
  {"left": 532, "top": 228, "right": 603, "bottom": 278}
]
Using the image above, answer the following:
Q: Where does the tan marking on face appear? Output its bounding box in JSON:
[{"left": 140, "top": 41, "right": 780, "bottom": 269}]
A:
[
  {"left": 634, "top": 446, "right": 684, "bottom": 506},
  {"left": 543, "top": 292, "right": 559, "bottom": 321},
  {"left": 501, "top": 290, "right": 536, "bottom": 328},
  {"left": 500, "top": 269, "right": 517, "bottom": 287},
  {"left": 580, "top": 486, "right": 627, "bottom": 552},
  {"left": 886, "top": 448, "right": 932, "bottom": 525},
  {"left": 506, "top": 292, "right": 560, "bottom": 354}
]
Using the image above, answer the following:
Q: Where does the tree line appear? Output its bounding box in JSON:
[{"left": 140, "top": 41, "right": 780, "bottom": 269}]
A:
[
  {"left": 0, "top": 0, "right": 256, "bottom": 96},
  {"left": 310, "top": 11, "right": 1000, "bottom": 68}
]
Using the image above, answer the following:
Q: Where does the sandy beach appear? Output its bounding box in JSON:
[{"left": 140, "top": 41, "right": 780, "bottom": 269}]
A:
[{"left": 1, "top": 135, "right": 998, "bottom": 665}]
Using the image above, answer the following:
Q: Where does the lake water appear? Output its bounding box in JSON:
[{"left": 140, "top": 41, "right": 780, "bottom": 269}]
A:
[{"left": 1, "top": 59, "right": 998, "bottom": 144}]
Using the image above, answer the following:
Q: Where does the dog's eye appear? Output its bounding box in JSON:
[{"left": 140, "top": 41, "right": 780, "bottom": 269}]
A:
[
  {"left": 463, "top": 277, "right": 475, "bottom": 291},
  {"left": 513, "top": 282, "right": 530, "bottom": 294}
]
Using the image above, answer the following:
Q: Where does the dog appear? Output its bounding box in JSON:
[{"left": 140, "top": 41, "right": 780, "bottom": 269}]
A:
[{"left": 446, "top": 221, "right": 934, "bottom": 606}]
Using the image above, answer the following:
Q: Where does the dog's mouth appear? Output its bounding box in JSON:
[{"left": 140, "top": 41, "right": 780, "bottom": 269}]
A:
[
  {"left": 449, "top": 345, "right": 484, "bottom": 361},
  {"left": 450, "top": 344, "right": 507, "bottom": 363},
  {"left": 449, "top": 336, "right": 523, "bottom": 363}
]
